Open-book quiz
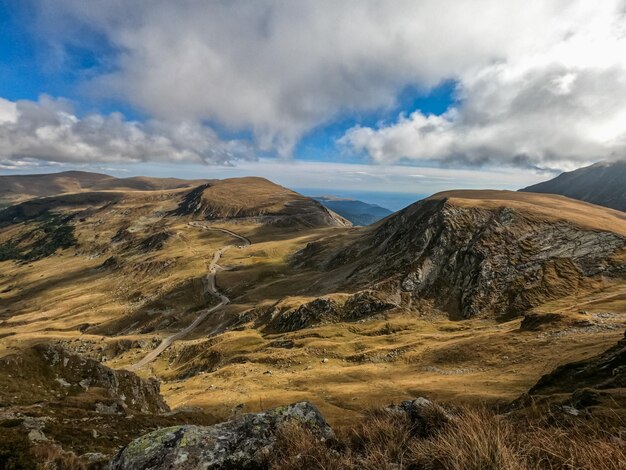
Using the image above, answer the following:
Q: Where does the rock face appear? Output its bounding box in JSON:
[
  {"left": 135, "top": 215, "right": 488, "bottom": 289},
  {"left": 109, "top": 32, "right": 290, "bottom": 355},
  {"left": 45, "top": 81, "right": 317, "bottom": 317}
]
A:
[
  {"left": 260, "top": 290, "right": 397, "bottom": 333},
  {"left": 0, "top": 344, "right": 168, "bottom": 414},
  {"left": 302, "top": 195, "right": 625, "bottom": 319},
  {"left": 110, "top": 402, "right": 333, "bottom": 469}
]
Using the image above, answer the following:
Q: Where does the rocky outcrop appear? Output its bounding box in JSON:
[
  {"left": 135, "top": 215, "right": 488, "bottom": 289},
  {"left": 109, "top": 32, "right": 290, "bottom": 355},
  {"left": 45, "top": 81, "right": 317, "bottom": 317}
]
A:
[
  {"left": 0, "top": 344, "right": 168, "bottom": 414},
  {"left": 261, "top": 290, "right": 397, "bottom": 332},
  {"left": 302, "top": 196, "right": 625, "bottom": 319},
  {"left": 138, "top": 231, "right": 172, "bottom": 252},
  {"left": 519, "top": 312, "right": 566, "bottom": 331},
  {"left": 110, "top": 402, "right": 333, "bottom": 469}
]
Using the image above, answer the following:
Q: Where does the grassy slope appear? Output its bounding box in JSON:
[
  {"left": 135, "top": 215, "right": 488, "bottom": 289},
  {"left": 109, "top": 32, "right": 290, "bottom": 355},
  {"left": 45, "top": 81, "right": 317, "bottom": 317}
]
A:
[
  {"left": 0, "top": 170, "right": 208, "bottom": 205},
  {"left": 0, "top": 185, "right": 624, "bottom": 430},
  {"left": 430, "top": 189, "right": 626, "bottom": 236}
]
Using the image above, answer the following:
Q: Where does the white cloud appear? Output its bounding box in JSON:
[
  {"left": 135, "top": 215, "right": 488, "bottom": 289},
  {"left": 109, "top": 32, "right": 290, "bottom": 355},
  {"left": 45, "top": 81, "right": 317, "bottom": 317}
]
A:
[
  {"left": 0, "top": 98, "right": 17, "bottom": 124},
  {"left": 95, "top": 158, "right": 550, "bottom": 196},
  {"left": 0, "top": 95, "right": 253, "bottom": 166},
  {"left": 341, "top": 2, "right": 626, "bottom": 169},
  {"left": 32, "top": 0, "right": 615, "bottom": 163}
]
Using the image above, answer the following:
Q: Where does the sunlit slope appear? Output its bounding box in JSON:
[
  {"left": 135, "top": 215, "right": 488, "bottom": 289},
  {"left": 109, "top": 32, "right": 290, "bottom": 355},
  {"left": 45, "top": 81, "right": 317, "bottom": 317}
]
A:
[
  {"left": 293, "top": 190, "right": 626, "bottom": 319},
  {"left": 0, "top": 170, "right": 210, "bottom": 206}
]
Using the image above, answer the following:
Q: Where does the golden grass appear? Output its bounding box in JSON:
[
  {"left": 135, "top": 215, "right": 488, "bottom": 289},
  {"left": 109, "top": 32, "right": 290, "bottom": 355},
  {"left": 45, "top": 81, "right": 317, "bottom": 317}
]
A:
[
  {"left": 134, "top": 302, "right": 626, "bottom": 427},
  {"left": 1, "top": 183, "right": 625, "bottom": 431},
  {"left": 430, "top": 189, "right": 626, "bottom": 236},
  {"left": 196, "top": 177, "right": 311, "bottom": 216},
  {"left": 271, "top": 403, "right": 626, "bottom": 470}
]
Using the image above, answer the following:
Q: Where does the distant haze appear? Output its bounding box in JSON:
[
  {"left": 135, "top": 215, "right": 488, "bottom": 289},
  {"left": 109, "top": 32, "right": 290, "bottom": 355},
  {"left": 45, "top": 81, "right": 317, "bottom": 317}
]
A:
[{"left": 297, "top": 189, "right": 426, "bottom": 212}]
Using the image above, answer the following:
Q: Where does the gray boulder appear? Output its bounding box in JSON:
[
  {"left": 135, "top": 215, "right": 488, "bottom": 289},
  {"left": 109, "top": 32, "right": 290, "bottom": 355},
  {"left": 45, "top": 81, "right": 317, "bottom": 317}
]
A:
[{"left": 109, "top": 401, "right": 333, "bottom": 469}]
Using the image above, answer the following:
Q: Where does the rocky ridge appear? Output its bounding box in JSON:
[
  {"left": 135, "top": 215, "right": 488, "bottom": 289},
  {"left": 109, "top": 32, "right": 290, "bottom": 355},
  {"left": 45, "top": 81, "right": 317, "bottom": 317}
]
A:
[
  {"left": 297, "top": 195, "right": 626, "bottom": 319},
  {"left": 522, "top": 159, "right": 626, "bottom": 212},
  {"left": 253, "top": 290, "right": 398, "bottom": 332}
]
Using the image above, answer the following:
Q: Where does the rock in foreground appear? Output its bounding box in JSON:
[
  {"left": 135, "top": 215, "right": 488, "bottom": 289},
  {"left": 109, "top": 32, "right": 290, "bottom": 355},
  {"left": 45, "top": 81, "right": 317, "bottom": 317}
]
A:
[
  {"left": 110, "top": 401, "right": 333, "bottom": 469},
  {"left": 0, "top": 343, "right": 168, "bottom": 414}
]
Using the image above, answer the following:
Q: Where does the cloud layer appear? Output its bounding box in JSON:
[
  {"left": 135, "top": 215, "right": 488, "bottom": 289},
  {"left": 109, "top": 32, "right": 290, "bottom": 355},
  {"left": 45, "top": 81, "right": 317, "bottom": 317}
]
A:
[
  {"left": 9, "top": 0, "right": 626, "bottom": 169},
  {"left": 0, "top": 96, "right": 252, "bottom": 167},
  {"left": 342, "top": 4, "right": 626, "bottom": 169}
]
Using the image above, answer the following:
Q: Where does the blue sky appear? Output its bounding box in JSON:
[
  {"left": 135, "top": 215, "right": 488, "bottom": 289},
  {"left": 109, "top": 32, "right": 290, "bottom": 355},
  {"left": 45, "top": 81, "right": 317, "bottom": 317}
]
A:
[{"left": 1, "top": 1, "right": 625, "bottom": 207}]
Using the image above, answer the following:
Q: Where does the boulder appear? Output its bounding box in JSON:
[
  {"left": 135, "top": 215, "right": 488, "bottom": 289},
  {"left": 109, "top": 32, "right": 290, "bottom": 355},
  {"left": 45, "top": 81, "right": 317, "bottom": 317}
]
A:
[{"left": 110, "top": 401, "right": 333, "bottom": 469}]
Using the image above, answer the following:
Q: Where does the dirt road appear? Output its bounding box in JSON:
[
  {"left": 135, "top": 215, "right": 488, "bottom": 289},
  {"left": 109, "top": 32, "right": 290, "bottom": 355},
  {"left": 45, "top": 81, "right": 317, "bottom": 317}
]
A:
[{"left": 129, "top": 225, "right": 250, "bottom": 370}]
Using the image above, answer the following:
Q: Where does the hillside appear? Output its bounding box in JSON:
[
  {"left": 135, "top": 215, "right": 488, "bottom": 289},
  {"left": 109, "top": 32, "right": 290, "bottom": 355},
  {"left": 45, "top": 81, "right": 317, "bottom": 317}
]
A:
[
  {"left": 521, "top": 160, "right": 626, "bottom": 212},
  {"left": 0, "top": 170, "right": 209, "bottom": 206},
  {"left": 294, "top": 190, "right": 626, "bottom": 319},
  {"left": 173, "top": 177, "right": 350, "bottom": 227},
  {"left": 313, "top": 196, "right": 392, "bottom": 225},
  {"left": 0, "top": 177, "right": 625, "bottom": 466}
]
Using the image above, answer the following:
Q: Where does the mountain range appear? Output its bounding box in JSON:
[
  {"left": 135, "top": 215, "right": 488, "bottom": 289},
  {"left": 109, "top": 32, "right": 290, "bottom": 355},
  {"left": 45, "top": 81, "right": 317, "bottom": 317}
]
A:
[
  {"left": 0, "top": 167, "right": 624, "bottom": 467},
  {"left": 313, "top": 196, "right": 392, "bottom": 225}
]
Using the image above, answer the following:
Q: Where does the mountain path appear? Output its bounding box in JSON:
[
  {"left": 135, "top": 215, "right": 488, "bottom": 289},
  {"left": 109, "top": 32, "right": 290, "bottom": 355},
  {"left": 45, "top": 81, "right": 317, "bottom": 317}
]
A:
[{"left": 128, "top": 224, "right": 250, "bottom": 371}]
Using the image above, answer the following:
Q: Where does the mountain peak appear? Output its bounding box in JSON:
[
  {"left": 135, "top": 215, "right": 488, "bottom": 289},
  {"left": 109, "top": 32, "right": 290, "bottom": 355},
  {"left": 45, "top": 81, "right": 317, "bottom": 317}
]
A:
[{"left": 521, "top": 159, "right": 626, "bottom": 212}]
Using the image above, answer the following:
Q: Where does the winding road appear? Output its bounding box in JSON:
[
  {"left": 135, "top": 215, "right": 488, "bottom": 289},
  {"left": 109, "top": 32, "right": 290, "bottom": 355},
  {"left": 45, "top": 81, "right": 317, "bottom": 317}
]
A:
[{"left": 128, "top": 224, "right": 250, "bottom": 371}]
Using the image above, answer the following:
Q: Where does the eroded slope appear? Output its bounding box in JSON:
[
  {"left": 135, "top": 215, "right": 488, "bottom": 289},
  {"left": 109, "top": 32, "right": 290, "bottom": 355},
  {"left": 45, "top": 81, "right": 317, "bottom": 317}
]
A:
[{"left": 296, "top": 190, "right": 626, "bottom": 319}]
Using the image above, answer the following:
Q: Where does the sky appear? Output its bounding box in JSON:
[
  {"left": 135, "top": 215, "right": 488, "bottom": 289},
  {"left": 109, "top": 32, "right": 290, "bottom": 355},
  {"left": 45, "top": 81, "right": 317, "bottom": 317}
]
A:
[{"left": 1, "top": 1, "right": 626, "bottom": 208}]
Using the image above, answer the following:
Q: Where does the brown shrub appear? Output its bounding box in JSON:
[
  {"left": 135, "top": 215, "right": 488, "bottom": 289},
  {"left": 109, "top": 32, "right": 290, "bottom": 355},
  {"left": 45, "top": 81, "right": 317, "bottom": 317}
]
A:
[
  {"left": 347, "top": 410, "right": 414, "bottom": 469},
  {"left": 271, "top": 401, "right": 626, "bottom": 470},
  {"left": 31, "top": 443, "right": 86, "bottom": 470},
  {"left": 408, "top": 407, "right": 521, "bottom": 470},
  {"left": 272, "top": 421, "right": 349, "bottom": 470},
  {"left": 518, "top": 421, "right": 626, "bottom": 470}
]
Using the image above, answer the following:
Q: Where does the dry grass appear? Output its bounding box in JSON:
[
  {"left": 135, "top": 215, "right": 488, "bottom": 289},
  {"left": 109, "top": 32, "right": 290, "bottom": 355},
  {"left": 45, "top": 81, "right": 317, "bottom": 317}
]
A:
[
  {"left": 271, "top": 403, "right": 626, "bottom": 470},
  {"left": 430, "top": 189, "right": 626, "bottom": 236},
  {"left": 31, "top": 444, "right": 86, "bottom": 470}
]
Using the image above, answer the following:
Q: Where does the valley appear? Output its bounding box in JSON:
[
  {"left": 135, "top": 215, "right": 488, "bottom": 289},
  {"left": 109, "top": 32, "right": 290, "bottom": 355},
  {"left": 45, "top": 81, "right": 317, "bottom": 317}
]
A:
[{"left": 0, "top": 171, "right": 624, "bottom": 466}]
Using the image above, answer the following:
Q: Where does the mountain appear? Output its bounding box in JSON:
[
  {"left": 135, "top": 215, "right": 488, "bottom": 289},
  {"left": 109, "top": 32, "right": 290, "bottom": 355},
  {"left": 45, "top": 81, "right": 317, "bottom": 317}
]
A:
[
  {"left": 173, "top": 178, "right": 350, "bottom": 227},
  {"left": 521, "top": 160, "right": 626, "bottom": 212},
  {"left": 0, "top": 170, "right": 209, "bottom": 206},
  {"left": 294, "top": 190, "right": 626, "bottom": 319},
  {"left": 1, "top": 173, "right": 625, "bottom": 466},
  {"left": 313, "top": 196, "right": 392, "bottom": 225}
]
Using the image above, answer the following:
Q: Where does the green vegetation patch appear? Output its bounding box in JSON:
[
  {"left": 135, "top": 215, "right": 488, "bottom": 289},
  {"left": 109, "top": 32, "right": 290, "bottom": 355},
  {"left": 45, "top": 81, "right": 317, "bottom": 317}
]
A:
[{"left": 0, "top": 214, "right": 77, "bottom": 262}]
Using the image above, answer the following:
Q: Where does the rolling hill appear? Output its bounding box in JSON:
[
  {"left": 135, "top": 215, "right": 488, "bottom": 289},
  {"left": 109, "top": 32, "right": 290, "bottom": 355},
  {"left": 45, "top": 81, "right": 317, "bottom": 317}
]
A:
[
  {"left": 0, "top": 174, "right": 625, "bottom": 466},
  {"left": 0, "top": 170, "right": 209, "bottom": 206},
  {"left": 521, "top": 160, "right": 626, "bottom": 212}
]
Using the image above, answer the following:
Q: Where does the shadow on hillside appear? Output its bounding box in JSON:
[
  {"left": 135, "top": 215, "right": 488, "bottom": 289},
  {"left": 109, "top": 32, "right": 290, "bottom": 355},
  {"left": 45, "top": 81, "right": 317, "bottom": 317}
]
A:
[{"left": 0, "top": 265, "right": 101, "bottom": 321}]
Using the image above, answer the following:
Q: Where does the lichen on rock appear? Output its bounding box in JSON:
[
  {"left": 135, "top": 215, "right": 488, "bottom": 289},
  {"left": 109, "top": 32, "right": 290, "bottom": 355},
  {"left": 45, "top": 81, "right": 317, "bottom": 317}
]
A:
[{"left": 110, "top": 401, "right": 333, "bottom": 469}]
